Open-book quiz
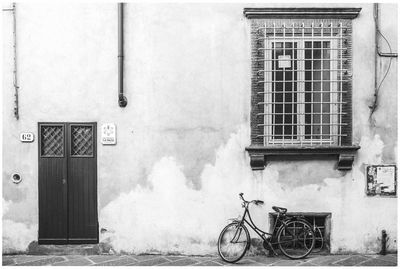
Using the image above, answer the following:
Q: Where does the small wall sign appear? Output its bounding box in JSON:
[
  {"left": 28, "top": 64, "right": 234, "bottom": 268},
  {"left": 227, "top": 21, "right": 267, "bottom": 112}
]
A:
[
  {"left": 101, "top": 123, "right": 116, "bottom": 145},
  {"left": 278, "top": 55, "right": 291, "bottom": 69},
  {"left": 366, "top": 165, "right": 397, "bottom": 197},
  {"left": 20, "top": 132, "right": 34, "bottom": 142}
]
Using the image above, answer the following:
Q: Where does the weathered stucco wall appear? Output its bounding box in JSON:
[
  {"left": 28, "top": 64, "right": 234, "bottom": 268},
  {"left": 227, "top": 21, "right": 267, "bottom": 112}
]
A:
[{"left": 2, "top": 3, "right": 397, "bottom": 254}]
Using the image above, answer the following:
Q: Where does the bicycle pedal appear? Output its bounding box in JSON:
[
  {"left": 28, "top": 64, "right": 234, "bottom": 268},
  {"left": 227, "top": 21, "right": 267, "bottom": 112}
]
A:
[{"left": 262, "top": 241, "right": 271, "bottom": 250}]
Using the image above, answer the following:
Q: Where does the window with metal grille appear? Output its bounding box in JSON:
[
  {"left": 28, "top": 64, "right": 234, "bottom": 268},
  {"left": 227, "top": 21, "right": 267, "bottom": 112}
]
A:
[
  {"left": 257, "top": 20, "right": 350, "bottom": 146},
  {"left": 244, "top": 8, "right": 361, "bottom": 171},
  {"left": 269, "top": 212, "right": 331, "bottom": 253}
]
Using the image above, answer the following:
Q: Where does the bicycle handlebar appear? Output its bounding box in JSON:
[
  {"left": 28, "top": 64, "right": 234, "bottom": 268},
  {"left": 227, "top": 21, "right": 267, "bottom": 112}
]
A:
[{"left": 238, "top": 193, "right": 264, "bottom": 206}]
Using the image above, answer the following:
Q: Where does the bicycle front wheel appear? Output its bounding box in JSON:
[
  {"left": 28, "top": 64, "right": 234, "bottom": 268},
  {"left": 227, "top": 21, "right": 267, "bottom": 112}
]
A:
[
  {"left": 277, "top": 220, "right": 315, "bottom": 259},
  {"left": 217, "top": 222, "right": 250, "bottom": 263}
]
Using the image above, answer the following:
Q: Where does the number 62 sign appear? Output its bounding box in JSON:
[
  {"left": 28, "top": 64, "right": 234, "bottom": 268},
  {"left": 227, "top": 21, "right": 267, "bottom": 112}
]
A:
[{"left": 20, "top": 132, "right": 34, "bottom": 142}]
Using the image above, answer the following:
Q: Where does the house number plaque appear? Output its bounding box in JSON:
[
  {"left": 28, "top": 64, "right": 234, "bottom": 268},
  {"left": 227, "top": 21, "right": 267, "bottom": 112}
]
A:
[
  {"left": 101, "top": 123, "right": 117, "bottom": 145},
  {"left": 20, "top": 132, "right": 34, "bottom": 142}
]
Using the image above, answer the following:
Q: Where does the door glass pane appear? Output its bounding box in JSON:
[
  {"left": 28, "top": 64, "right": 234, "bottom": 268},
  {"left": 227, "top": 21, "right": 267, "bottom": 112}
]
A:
[
  {"left": 41, "top": 125, "right": 64, "bottom": 157},
  {"left": 71, "top": 126, "right": 93, "bottom": 156},
  {"left": 304, "top": 41, "right": 331, "bottom": 140},
  {"left": 272, "top": 42, "right": 297, "bottom": 140}
]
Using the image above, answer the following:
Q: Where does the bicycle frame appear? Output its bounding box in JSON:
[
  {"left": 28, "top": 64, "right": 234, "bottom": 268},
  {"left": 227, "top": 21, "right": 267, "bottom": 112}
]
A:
[{"left": 235, "top": 203, "right": 290, "bottom": 245}]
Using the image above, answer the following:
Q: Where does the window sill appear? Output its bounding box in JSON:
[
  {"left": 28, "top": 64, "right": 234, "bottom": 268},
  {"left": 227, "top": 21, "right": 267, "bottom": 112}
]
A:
[
  {"left": 245, "top": 145, "right": 360, "bottom": 171},
  {"left": 243, "top": 7, "right": 362, "bottom": 19}
]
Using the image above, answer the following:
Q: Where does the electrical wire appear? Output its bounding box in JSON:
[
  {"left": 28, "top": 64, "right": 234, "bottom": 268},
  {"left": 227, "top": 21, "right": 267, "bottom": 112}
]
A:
[
  {"left": 374, "top": 15, "right": 394, "bottom": 94},
  {"left": 370, "top": 5, "right": 395, "bottom": 120}
]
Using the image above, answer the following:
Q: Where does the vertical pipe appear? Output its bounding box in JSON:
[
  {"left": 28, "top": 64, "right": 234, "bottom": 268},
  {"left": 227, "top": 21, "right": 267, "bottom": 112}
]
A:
[
  {"left": 380, "top": 230, "right": 387, "bottom": 255},
  {"left": 374, "top": 3, "right": 379, "bottom": 94},
  {"left": 118, "top": 3, "right": 127, "bottom": 107},
  {"left": 374, "top": 3, "right": 398, "bottom": 57},
  {"left": 12, "top": 3, "right": 19, "bottom": 119}
]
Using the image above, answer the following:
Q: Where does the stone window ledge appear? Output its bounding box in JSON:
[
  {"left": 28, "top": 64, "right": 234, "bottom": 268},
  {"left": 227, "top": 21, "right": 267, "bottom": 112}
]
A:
[{"left": 245, "top": 145, "right": 360, "bottom": 171}]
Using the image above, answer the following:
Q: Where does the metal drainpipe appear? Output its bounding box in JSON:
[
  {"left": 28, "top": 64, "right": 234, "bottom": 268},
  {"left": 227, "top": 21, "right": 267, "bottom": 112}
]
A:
[
  {"left": 374, "top": 3, "right": 398, "bottom": 58},
  {"left": 370, "top": 3, "right": 397, "bottom": 118},
  {"left": 118, "top": 3, "right": 128, "bottom": 107},
  {"left": 3, "top": 3, "right": 19, "bottom": 119}
]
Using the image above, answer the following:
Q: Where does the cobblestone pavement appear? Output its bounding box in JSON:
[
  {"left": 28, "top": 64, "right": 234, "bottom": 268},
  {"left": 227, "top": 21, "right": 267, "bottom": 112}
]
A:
[{"left": 2, "top": 253, "right": 397, "bottom": 266}]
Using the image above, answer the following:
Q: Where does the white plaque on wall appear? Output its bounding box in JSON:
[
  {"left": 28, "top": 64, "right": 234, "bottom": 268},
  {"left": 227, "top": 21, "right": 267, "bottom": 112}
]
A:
[
  {"left": 278, "top": 55, "right": 291, "bottom": 69},
  {"left": 20, "top": 132, "right": 34, "bottom": 142},
  {"left": 101, "top": 123, "right": 116, "bottom": 145}
]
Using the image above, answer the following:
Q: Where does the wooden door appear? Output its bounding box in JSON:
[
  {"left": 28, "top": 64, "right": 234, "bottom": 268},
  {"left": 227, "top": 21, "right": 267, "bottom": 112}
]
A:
[
  {"left": 38, "top": 122, "right": 98, "bottom": 244},
  {"left": 38, "top": 123, "right": 68, "bottom": 244}
]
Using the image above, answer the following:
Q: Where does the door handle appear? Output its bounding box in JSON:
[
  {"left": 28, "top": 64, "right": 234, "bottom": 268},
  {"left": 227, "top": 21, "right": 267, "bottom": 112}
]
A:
[{"left": 62, "top": 179, "right": 66, "bottom": 185}]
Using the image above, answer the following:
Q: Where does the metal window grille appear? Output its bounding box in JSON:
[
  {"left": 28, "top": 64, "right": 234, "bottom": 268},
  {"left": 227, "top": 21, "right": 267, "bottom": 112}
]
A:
[
  {"left": 41, "top": 125, "right": 64, "bottom": 157},
  {"left": 270, "top": 213, "right": 330, "bottom": 252},
  {"left": 253, "top": 19, "right": 352, "bottom": 147},
  {"left": 71, "top": 126, "right": 93, "bottom": 157}
]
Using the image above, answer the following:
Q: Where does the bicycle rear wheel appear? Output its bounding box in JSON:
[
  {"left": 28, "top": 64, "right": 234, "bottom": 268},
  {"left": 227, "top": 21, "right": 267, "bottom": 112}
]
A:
[
  {"left": 313, "top": 226, "right": 324, "bottom": 253},
  {"left": 277, "top": 220, "right": 315, "bottom": 259},
  {"left": 217, "top": 222, "right": 250, "bottom": 263}
]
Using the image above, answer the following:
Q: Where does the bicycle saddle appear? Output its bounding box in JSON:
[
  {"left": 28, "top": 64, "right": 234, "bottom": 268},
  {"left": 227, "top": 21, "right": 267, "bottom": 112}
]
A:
[{"left": 272, "top": 206, "right": 287, "bottom": 214}]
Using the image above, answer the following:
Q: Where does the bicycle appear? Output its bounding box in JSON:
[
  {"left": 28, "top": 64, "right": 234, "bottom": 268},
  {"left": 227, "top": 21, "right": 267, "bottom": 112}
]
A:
[{"left": 217, "top": 193, "right": 315, "bottom": 263}]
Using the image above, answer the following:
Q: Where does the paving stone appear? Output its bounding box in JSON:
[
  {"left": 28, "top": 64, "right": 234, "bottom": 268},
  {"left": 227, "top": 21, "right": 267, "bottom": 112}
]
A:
[
  {"left": 131, "top": 257, "right": 170, "bottom": 266},
  {"left": 211, "top": 258, "right": 234, "bottom": 265},
  {"left": 17, "top": 256, "right": 65, "bottom": 266},
  {"left": 358, "top": 258, "right": 397, "bottom": 266},
  {"left": 190, "top": 256, "right": 216, "bottom": 262},
  {"left": 297, "top": 261, "right": 318, "bottom": 266},
  {"left": 94, "top": 256, "right": 136, "bottom": 266},
  {"left": 237, "top": 259, "right": 266, "bottom": 266},
  {"left": 333, "top": 255, "right": 369, "bottom": 266},
  {"left": 159, "top": 258, "right": 198, "bottom": 266},
  {"left": 2, "top": 257, "right": 15, "bottom": 266},
  {"left": 64, "top": 255, "right": 85, "bottom": 261},
  {"left": 193, "top": 260, "right": 223, "bottom": 266},
  {"left": 87, "top": 255, "right": 123, "bottom": 263},
  {"left": 53, "top": 258, "right": 93, "bottom": 266},
  {"left": 244, "top": 255, "right": 282, "bottom": 265},
  {"left": 14, "top": 255, "right": 50, "bottom": 264},
  {"left": 374, "top": 254, "right": 398, "bottom": 264},
  {"left": 134, "top": 255, "right": 164, "bottom": 261},
  {"left": 164, "top": 256, "right": 186, "bottom": 261},
  {"left": 270, "top": 259, "right": 304, "bottom": 266},
  {"left": 308, "top": 255, "right": 349, "bottom": 265}
]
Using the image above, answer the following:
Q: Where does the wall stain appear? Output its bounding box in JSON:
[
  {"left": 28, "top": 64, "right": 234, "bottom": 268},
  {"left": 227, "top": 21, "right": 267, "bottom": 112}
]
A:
[{"left": 270, "top": 160, "right": 344, "bottom": 189}]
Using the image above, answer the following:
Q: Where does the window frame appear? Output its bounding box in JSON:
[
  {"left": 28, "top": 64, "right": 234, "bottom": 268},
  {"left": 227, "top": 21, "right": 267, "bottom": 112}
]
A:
[{"left": 243, "top": 8, "right": 362, "bottom": 171}]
